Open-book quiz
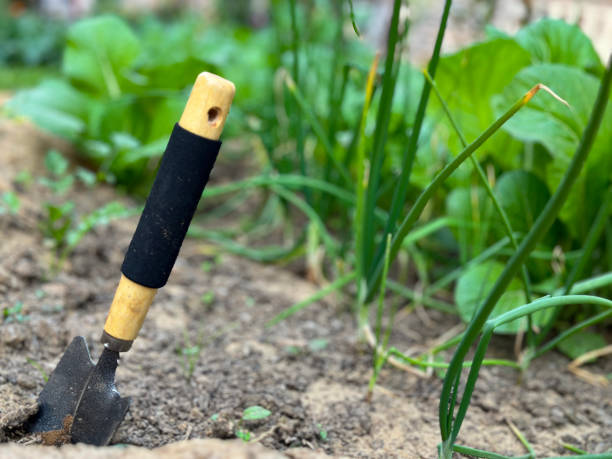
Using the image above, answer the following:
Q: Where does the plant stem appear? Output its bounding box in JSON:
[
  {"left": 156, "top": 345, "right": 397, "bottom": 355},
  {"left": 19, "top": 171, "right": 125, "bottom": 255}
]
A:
[
  {"left": 288, "top": 0, "right": 309, "bottom": 203},
  {"left": 362, "top": 0, "right": 403, "bottom": 270},
  {"left": 267, "top": 271, "right": 356, "bottom": 326},
  {"left": 355, "top": 54, "right": 381, "bottom": 325},
  {"left": 373, "top": 0, "right": 452, "bottom": 275},
  {"left": 423, "top": 69, "right": 533, "bottom": 305}
]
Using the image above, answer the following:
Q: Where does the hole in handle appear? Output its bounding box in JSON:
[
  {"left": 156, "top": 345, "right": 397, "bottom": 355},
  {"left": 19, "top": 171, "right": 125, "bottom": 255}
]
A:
[{"left": 207, "top": 107, "right": 222, "bottom": 126}]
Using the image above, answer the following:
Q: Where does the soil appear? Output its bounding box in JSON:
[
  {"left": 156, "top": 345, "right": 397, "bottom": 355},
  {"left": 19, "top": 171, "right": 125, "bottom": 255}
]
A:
[{"left": 0, "top": 114, "right": 611, "bottom": 459}]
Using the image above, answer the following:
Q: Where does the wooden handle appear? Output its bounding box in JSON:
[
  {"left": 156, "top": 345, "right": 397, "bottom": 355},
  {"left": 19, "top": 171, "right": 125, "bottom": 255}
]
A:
[{"left": 102, "top": 72, "right": 235, "bottom": 352}]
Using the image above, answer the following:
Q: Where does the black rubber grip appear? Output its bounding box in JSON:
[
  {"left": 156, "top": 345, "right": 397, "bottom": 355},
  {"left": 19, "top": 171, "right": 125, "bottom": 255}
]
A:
[{"left": 121, "top": 123, "right": 221, "bottom": 288}]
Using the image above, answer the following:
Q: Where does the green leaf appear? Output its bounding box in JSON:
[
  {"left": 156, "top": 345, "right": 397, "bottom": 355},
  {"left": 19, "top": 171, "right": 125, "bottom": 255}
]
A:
[
  {"left": 42, "top": 202, "right": 74, "bottom": 246},
  {"left": 516, "top": 19, "right": 603, "bottom": 75},
  {"left": 492, "top": 63, "right": 612, "bottom": 238},
  {"left": 455, "top": 261, "right": 551, "bottom": 334},
  {"left": 428, "top": 38, "right": 530, "bottom": 167},
  {"left": 76, "top": 167, "right": 97, "bottom": 187},
  {"left": 65, "top": 201, "right": 133, "bottom": 250},
  {"left": 308, "top": 338, "right": 328, "bottom": 352},
  {"left": 2, "top": 191, "right": 20, "bottom": 214},
  {"left": 494, "top": 170, "right": 550, "bottom": 235},
  {"left": 446, "top": 186, "right": 494, "bottom": 260},
  {"left": 45, "top": 149, "right": 69, "bottom": 176},
  {"left": 39, "top": 175, "right": 74, "bottom": 195},
  {"left": 242, "top": 405, "right": 271, "bottom": 421},
  {"left": 63, "top": 15, "right": 141, "bottom": 97},
  {"left": 6, "top": 79, "right": 89, "bottom": 140},
  {"left": 557, "top": 331, "right": 607, "bottom": 361}
]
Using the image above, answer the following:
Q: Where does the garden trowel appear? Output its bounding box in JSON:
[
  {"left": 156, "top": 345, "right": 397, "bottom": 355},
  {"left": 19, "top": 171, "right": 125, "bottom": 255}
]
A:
[{"left": 26, "top": 72, "right": 235, "bottom": 446}]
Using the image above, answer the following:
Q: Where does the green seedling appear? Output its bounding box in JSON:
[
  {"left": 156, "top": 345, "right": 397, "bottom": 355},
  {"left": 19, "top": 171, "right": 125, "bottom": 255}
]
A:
[
  {"left": 3, "top": 302, "right": 27, "bottom": 323},
  {"left": 0, "top": 191, "right": 20, "bottom": 214},
  {"left": 201, "top": 291, "right": 215, "bottom": 306},
  {"left": 177, "top": 331, "right": 201, "bottom": 382},
  {"left": 40, "top": 199, "right": 132, "bottom": 272},
  {"left": 75, "top": 167, "right": 97, "bottom": 187},
  {"left": 200, "top": 261, "right": 213, "bottom": 273},
  {"left": 15, "top": 171, "right": 33, "bottom": 187},
  {"left": 177, "top": 323, "right": 237, "bottom": 381},
  {"left": 39, "top": 150, "right": 74, "bottom": 195},
  {"left": 317, "top": 424, "right": 328, "bottom": 441},
  {"left": 308, "top": 338, "right": 328, "bottom": 352},
  {"left": 235, "top": 405, "right": 271, "bottom": 442}
]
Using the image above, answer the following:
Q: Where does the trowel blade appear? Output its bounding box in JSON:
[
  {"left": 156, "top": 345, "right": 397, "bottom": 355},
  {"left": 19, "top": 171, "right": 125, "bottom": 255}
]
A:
[
  {"left": 71, "top": 347, "right": 131, "bottom": 445},
  {"left": 26, "top": 336, "right": 130, "bottom": 446},
  {"left": 26, "top": 336, "right": 95, "bottom": 433}
]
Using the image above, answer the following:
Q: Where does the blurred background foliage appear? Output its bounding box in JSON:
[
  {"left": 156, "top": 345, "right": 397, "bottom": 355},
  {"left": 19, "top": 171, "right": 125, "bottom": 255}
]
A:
[{"left": 1, "top": 0, "right": 611, "bottom": 341}]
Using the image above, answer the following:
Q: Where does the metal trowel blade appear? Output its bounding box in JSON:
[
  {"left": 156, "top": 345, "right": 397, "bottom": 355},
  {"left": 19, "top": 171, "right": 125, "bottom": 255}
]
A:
[
  {"left": 26, "top": 336, "right": 95, "bottom": 433},
  {"left": 71, "top": 347, "right": 131, "bottom": 445},
  {"left": 26, "top": 336, "right": 130, "bottom": 446}
]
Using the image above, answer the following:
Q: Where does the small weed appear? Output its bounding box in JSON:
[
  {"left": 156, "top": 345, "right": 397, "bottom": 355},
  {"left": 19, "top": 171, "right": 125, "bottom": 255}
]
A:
[
  {"left": 177, "top": 323, "right": 237, "bottom": 381},
  {"left": 0, "top": 191, "right": 20, "bottom": 214},
  {"left": 236, "top": 430, "right": 251, "bottom": 442},
  {"left": 317, "top": 423, "right": 328, "bottom": 441},
  {"left": 308, "top": 338, "right": 328, "bottom": 352},
  {"left": 38, "top": 149, "right": 130, "bottom": 273},
  {"left": 3, "top": 302, "right": 27, "bottom": 323},
  {"left": 201, "top": 291, "right": 215, "bottom": 306},
  {"left": 39, "top": 150, "right": 74, "bottom": 195},
  {"left": 41, "top": 201, "right": 75, "bottom": 251},
  {"left": 177, "top": 332, "right": 201, "bottom": 381},
  {"left": 15, "top": 171, "right": 33, "bottom": 187},
  {"left": 285, "top": 345, "right": 301, "bottom": 356},
  {"left": 75, "top": 167, "right": 97, "bottom": 187},
  {"left": 235, "top": 406, "right": 272, "bottom": 442},
  {"left": 200, "top": 260, "right": 213, "bottom": 273},
  {"left": 44, "top": 149, "right": 68, "bottom": 176}
]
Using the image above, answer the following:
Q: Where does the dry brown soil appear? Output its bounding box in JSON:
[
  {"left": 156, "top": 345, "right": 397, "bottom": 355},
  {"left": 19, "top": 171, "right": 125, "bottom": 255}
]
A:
[{"left": 0, "top": 119, "right": 610, "bottom": 458}]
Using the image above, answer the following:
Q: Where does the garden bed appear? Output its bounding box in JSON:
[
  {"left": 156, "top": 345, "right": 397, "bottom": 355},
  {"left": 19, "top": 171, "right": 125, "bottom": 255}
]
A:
[{"left": 0, "top": 119, "right": 610, "bottom": 458}]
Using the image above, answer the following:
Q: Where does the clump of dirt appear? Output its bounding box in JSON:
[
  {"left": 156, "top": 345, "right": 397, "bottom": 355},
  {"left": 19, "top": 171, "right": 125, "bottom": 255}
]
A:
[
  {"left": 0, "top": 117, "right": 611, "bottom": 458},
  {"left": 40, "top": 415, "right": 73, "bottom": 446}
]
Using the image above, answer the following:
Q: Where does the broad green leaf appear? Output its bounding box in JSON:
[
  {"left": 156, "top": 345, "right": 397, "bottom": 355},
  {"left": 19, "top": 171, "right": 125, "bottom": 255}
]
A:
[
  {"left": 557, "top": 331, "right": 607, "bottom": 361},
  {"left": 135, "top": 17, "right": 217, "bottom": 91},
  {"left": 6, "top": 79, "right": 89, "bottom": 139},
  {"left": 446, "top": 187, "right": 494, "bottom": 260},
  {"left": 242, "top": 406, "right": 271, "bottom": 421},
  {"left": 428, "top": 38, "right": 530, "bottom": 167},
  {"left": 455, "top": 261, "right": 551, "bottom": 334},
  {"left": 492, "top": 63, "right": 612, "bottom": 238},
  {"left": 516, "top": 19, "right": 603, "bottom": 76},
  {"left": 63, "top": 15, "right": 141, "bottom": 97},
  {"left": 494, "top": 170, "right": 550, "bottom": 235}
]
